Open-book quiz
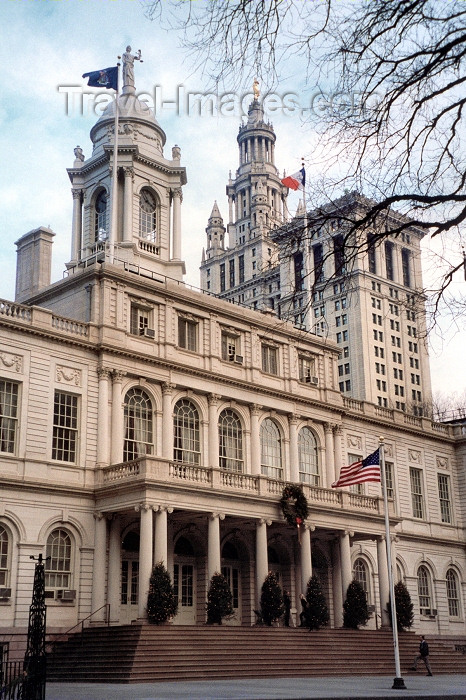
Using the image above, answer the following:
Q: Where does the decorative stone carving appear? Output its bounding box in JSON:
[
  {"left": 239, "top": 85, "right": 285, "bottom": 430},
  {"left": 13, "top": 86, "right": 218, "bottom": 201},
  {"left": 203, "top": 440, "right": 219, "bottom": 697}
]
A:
[
  {"left": 0, "top": 352, "right": 22, "bottom": 372},
  {"left": 436, "top": 456, "right": 449, "bottom": 470},
  {"left": 408, "top": 449, "right": 421, "bottom": 464},
  {"left": 56, "top": 365, "right": 82, "bottom": 386},
  {"left": 347, "top": 434, "right": 362, "bottom": 450}
]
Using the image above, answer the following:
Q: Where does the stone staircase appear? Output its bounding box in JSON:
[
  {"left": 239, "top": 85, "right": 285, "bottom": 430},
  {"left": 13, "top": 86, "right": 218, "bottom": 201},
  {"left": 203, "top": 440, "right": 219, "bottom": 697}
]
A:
[{"left": 46, "top": 625, "right": 466, "bottom": 683}]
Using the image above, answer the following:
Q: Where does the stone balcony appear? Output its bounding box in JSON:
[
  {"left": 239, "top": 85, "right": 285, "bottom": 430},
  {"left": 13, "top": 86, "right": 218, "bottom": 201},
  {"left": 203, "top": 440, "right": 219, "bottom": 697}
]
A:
[{"left": 97, "top": 456, "right": 392, "bottom": 518}]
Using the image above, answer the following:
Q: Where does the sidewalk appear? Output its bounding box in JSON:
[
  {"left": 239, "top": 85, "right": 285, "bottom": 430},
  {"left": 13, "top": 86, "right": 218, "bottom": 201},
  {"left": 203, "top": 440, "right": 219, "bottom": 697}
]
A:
[{"left": 46, "top": 675, "right": 466, "bottom": 699}]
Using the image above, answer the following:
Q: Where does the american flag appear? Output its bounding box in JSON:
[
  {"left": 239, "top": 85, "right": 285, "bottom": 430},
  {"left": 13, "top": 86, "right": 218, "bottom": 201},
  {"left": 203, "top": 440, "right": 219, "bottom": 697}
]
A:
[{"left": 331, "top": 449, "right": 380, "bottom": 488}]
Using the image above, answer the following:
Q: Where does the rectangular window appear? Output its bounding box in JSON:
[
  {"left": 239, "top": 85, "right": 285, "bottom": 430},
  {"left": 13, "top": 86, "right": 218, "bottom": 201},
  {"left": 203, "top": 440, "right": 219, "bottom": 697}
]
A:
[
  {"left": 294, "top": 252, "right": 304, "bottom": 291},
  {"left": 410, "top": 467, "right": 425, "bottom": 519},
  {"left": 299, "top": 356, "right": 316, "bottom": 382},
  {"left": 220, "top": 263, "right": 226, "bottom": 292},
  {"left": 401, "top": 248, "right": 411, "bottom": 287},
  {"left": 0, "top": 380, "right": 19, "bottom": 454},
  {"left": 229, "top": 259, "right": 235, "bottom": 288},
  {"left": 333, "top": 234, "right": 345, "bottom": 276},
  {"left": 385, "top": 241, "right": 394, "bottom": 281},
  {"left": 385, "top": 461, "right": 394, "bottom": 500},
  {"left": 313, "top": 243, "right": 324, "bottom": 283},
  {"left": 130, "top": 305, "right": 149, "bottom": 336},
  {"left": 367, "top": 234, "right": 377, "bottom": 274},
  {"left": 261, "top": 344, "right": 278, "bottom": 375},
  {"left": 239, "top": 255, "right": 244, "bottom": 283},
  {"left": 221, "top": 332, "right": 239, "bottom": 362},
  {"left": 178, "top": 317, "right": 197, "bottom": 352},
  {"left": 438, "top": 474, "right": 452, "bottom": 524},
  {"left": 52, "top": 391, "right": 78, "bottom": 463}
]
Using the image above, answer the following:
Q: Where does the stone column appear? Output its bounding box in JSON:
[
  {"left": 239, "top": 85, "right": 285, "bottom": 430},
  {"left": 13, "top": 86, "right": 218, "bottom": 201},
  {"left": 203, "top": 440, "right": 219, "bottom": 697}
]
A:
[
  {"left": 107, "top": 515, "right": 121, "bottom": 624},
  {"left": 289, "top": 414, "right": 299, "bottom": 482},
  {"left": 228, "top": 196, "right": 234, "bottom": 224},
  {"left": 208, "top": 394, "right": 220, "bottom": 469},
  {"left": 70, "top": 188, "right": 82, "bottom": 263},
  {"left": 111, "top": 370, "right": 125, "bottom": 464},
  {"left": 324, "top": 423, "right": 335, "bottom": 487},
  {"left": 137, "top": 504, "right": 153, "bottom": 620},
  {"left": 333, "top": 426, "right": 343, "bottom": 477},
  {"left": 123, "top": 167, "right": 134, "bottom": 242},
  {"left": 250, "top": 404, "right": 261, "bottom": 475},
  {"left": 97, "top": 367, "right": 111, "bottom": 466},
  {"left": 162, "top": 383, "right": 174, "bottom": 460},
  {"left": 377, "top": 536, "right": 391, "bottom": 627},
  {"left": 301, "top": 525, "right": 313, "bottom": 592},
  {"left": 172, "top": 188, "right": 182, "bottom": 261},
  {"left": 255, "top": 519, "right": 269, "bottom": 606},
  {"left": 207, "top": 513, "right": 224, "bottom": 582},
  {"left": 154, "top": 506, "right": 171, "bottom": 567},
  {"left": 91, "top": 512, "right": 107, "bottom": 621},
  {"left": 340, "top": 531, "right": 353, "bottom": 601},
  {"left": 332, "top": 538, "right": 343, "bottom": 627}
]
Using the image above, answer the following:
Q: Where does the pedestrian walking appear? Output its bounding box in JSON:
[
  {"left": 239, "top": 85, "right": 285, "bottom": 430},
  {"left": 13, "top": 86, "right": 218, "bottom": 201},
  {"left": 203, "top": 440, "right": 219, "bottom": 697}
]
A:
[
  {"left": 411, "top": 635, "right": 433, "bottom": 675},
  {"left": 299, "top": 593, "right": 309, "bottom": 627}
]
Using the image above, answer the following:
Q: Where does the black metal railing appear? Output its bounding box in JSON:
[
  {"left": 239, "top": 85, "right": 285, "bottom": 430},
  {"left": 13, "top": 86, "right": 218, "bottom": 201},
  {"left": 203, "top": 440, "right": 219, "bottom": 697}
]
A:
[{"left": 46, "top": 604, "right": 110, "bottom": 653}]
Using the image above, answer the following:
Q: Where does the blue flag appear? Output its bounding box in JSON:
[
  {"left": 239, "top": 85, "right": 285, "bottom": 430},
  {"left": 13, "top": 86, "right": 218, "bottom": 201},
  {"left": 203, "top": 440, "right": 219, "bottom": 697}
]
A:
[{"left": 82, "top": 66, "right": 118, "bottom": 91}]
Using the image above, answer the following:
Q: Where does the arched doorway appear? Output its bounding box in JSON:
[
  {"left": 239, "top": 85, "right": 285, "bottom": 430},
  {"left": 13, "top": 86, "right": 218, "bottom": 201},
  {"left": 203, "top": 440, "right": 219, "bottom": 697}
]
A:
[{"left": 121, "top": 530, "right": 139, "bottom": 624}]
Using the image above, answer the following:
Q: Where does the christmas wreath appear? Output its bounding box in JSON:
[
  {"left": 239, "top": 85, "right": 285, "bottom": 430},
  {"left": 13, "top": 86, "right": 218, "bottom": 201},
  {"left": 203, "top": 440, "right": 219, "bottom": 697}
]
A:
[{"left": 280, "top": 484, "right": 309, "bottom": 527}]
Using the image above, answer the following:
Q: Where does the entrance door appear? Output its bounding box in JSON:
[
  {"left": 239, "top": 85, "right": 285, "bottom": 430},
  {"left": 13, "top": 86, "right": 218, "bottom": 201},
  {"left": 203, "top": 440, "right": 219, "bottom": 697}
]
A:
[
  {"left": 173, "top": 562, "right": 196, "bottom": 624},
  {"left": 120, "top": 559, "right": 139, "bottom": 624},
  {"left": 222, "top": 564, "right": 241, "bottom": 625}
]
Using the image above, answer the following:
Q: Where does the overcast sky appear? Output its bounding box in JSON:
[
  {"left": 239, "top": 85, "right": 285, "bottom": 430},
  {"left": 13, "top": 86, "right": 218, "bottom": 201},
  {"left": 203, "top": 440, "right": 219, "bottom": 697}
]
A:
[{"left": 1, "top": 0, "right": 464, "bottom": 399}]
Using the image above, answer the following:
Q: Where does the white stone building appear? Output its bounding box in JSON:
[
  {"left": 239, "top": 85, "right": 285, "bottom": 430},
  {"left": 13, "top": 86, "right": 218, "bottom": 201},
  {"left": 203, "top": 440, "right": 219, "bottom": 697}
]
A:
[{"left": 0, "top": 74, "right": 465, "bottom": 639}]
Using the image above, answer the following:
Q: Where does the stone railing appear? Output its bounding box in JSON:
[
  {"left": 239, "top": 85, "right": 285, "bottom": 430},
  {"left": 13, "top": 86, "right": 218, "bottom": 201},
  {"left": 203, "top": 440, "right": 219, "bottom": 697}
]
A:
[
  {"left": 0, "top": 298, "right": 90, "bottom": 341},
  {"left": 98, "top": 457, "right": 384, "bottom": 515},
  {"left": 0, "top": 300, "right": 32, "bottom": 321}
]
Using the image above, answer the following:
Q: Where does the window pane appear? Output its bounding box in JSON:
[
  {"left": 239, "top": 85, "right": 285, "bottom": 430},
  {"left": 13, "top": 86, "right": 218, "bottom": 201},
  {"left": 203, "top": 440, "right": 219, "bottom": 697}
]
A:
[
  {"left": 0, "top": 380, "right": 19, "bottom": 453},
  {"left": 52, "top": 392, "right": 78, "bottom": 463},
  {"left": 298, "top": 427, "right": 319, "bottom": 485},
  {"left": 417, "top": 565, "right": 431, "bottom": 613},
  {"left": 173, "top": 399, "right": 200, "bottom": 464},
  {"left": 219, "top": 409, "right": 243, "bottom": 472},
  {"left": 45, "top": 529, "right": 72, "bottom": 589},
  {"left": 260, "top": 418, "right": 282, "bottom": 479},
  {"left": 410, "top": 467, "right": 424, "bottom": 519},
  {"left": 446, "top": 569, "right": 459, "bottom": 617},
  {"left": 124, "top": 388, "right": 153, "bottom": 460},
  {"left": 438, "top": 474, "right": 452, "bottom": 524}
]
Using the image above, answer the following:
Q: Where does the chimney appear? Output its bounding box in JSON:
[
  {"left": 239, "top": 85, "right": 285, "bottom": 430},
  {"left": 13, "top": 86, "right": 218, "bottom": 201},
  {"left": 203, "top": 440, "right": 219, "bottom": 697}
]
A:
[{"left": 15, "top": 227, "right": 55, "bottom": 303}]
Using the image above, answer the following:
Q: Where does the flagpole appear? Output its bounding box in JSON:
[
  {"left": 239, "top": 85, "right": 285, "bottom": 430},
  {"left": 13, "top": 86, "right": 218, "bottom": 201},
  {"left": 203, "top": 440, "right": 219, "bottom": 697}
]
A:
[
  {"left": 109, "top": 59, "right": 121, "bottom": 265},
  {"left": 379, "top": 437, "right": 406, "bottom": 690},
  {"left": 301, "top": 157, "right": 312, "bottom": 330}
]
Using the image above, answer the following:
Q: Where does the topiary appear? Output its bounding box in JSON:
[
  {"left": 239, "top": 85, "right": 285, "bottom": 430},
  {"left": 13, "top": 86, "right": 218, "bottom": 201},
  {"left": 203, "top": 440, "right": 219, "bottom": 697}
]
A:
[
  {"left": 206, "top": 572, "right": 234, "bottom": 624},
  {"left": 260, "top": 571, "right": 284, "bottom": 626},
  {"left": 305, "top": 574, "right": 330, "bottom": 630},
  {"left": 147, "top": 561, "right": 178, "bottom": 625},
  {"left": 343, "top": 579, "right": 370, "bottom": 629}
]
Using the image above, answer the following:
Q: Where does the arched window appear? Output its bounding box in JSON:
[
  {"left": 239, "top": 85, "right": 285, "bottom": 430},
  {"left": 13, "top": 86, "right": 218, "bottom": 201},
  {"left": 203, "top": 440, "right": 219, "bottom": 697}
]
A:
[
  {"left": 260, "top": 418, "right": 282, "bottom": 479},
  {"left": 218, "top": 409, "right": 243, "bottom": 472},
  {"left": 446, "top": 569, "right": 460, "bottom": 617},
  {"left": 298, "top": 427, "right": 319, "bottom": 485},
  {"left": 0, "top": 526, "right": 10, "bottom": 587},
  {"left": 173, "top": 399, "right": 200, "bottom": 465},
  {"left": 45, "top": 529, "right": 72, "bottom": 591},
  {"left": 94, "top": 190, "right": 108, "bottom": 242},
  {"left": 353, "top": 557, "right": 370, "bottom": 602},
  {"left": 124, "top": 388, "right": 153, "bottom": 461},
  {"left": 139, "top": 188, "right": 157, "bottom": 241},
  {"left": 417, "top": 565, "right": 432, "bottom": 615}
]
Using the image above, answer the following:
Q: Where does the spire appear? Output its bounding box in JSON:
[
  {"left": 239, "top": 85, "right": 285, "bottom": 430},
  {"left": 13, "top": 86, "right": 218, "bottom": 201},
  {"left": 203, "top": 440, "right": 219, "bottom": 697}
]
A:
[{"left": 209, "top": 201, "right": 223, "bottom": 223}]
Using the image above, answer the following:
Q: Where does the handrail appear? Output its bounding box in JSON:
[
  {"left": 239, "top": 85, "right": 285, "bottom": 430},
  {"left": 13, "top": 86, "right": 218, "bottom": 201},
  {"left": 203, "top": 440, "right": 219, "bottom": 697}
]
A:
[{"left": 46, "top": 603, "right": 110, "bottom": 651}]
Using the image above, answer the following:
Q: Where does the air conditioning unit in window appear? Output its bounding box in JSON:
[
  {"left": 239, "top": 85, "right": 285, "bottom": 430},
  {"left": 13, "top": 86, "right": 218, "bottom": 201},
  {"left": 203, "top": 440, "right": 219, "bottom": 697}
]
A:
[
  {"left": 44, "top": 590, "right": 55, "bottom": 599},
  {"left": 57, "top": 589, "right": 76, "bottom": 601},
  {"left": 422, "top": 608, "right": 431, "bottom": 616},
  {"left": 0, "top": 588, "right": 11, "bottom": 599},
  {"left": 430, "top": 609, "right": 438, "bottom": 617},
  {"left": 143, "top": 328, "right": 155, "bottom": 339},
  {"left": 304, "top": 376, "right": 319, "bottom": 385},
  {"left": 234, "top": 355, "right": 243, "bottom": 364}
]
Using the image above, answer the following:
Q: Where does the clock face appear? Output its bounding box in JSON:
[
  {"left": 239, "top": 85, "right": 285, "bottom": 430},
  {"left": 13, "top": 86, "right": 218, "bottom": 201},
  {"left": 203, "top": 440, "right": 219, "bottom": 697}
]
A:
[{"left": 140, "top": 190, "right": 156, "bottom": 213}]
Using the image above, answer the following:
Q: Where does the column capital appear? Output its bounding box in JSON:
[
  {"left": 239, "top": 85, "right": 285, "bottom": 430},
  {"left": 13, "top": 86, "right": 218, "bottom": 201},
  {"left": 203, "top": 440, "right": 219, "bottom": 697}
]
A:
[
  {"left": 343, "top": 529, "right": 354, "bottom": 538},
  {"left": 162, "top": 382, "right": 176, "bottom": 395},
  {"left": 208, "top": 393, "right": 222, "bottom": 406},
  {"left": 112, "top": 369, "right": 126, "bottom": 382},
  {"left": 71, "top": 188, "right": 82, "bottom": 200},
  {"left": 123, "top": 166, "right": 134, "bottom": 179},
  {"left": 324, "top": 421, "right": 335, "bottom": 433},
  {"left": 251, "top": 404, "right": 262, "bottom": 416},
  {"left": 135, "top": 502, "right": 151, "bottom": 513},
  {"left": 288, "top": 413, "right": 299, "bottom": 425},
  {"left": 209, "top": 512, "right": 225, "bottom": 521},
  {"left": 97, "top": 366, "right": 111, "bottom": 380},
  {"left": 94, "top": 511, "right": 105, "bottom": 521},
  {"left": 258, "top": 518, "right": 272, "bottom": 527},
  {"left": 333, "top": 425, "right": 343, "bottom": 436},
  {"left": 172, "top": 187, "right": 183, "bottom": 201}
]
